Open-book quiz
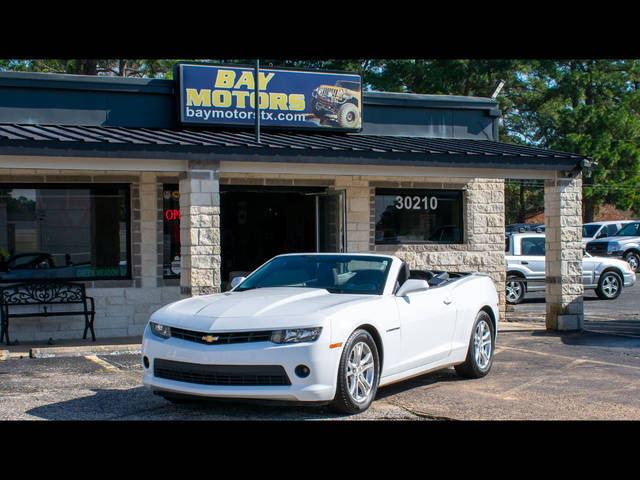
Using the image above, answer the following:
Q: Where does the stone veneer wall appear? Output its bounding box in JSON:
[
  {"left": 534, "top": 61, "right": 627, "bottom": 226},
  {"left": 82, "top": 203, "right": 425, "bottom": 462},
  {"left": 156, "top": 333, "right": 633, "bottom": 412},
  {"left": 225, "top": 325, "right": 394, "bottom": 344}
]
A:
[
  {"left": 544, "top": 176, "right": 583, "bottom": 330},
  {"left": 178, "top": 167, "right": 221, "bottom": 297}
]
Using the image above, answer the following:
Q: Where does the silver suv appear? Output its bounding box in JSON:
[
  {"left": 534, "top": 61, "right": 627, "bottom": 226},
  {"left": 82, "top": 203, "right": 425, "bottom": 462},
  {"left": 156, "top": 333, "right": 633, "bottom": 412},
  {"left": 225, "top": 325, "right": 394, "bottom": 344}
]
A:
[
  {"left": 582, "top": 220, "right": 633, "bottom": 247},
  {"left": 585, "top": 221, "right": 640, "bottom": 272},
  {"left": 505, "top": 232, "right": 635, "bottom": 304}
]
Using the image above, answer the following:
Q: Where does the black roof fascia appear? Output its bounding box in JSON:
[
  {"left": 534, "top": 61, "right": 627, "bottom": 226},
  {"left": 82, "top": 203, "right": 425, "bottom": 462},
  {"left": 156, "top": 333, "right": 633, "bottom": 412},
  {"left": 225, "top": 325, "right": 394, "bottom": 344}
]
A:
[
  {"left": 364, "top": 91, "right": 501, "bottom": 115},
  {"left": 0, "top": 137, "right": 586, "bottom": 172},
  {"left": 0, "top": 71, "right": 174, "bottom": 95}
]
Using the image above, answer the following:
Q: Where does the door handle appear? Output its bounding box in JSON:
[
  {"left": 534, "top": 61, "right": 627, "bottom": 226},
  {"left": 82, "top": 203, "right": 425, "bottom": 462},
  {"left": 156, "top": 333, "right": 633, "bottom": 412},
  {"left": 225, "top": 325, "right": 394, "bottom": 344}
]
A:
[
  {"left": 443, "top": 297, "right": 454, "bottom": 305},
  {"left": 520, "top": 261, "right": 529, "bottom": 265}
]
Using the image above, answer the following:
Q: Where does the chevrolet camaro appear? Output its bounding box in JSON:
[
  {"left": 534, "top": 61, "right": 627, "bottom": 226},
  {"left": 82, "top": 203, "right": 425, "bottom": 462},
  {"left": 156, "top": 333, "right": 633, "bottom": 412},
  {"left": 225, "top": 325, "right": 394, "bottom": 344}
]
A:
[{"left": 142, "top": 253, "right": 499, "bottom": 414}]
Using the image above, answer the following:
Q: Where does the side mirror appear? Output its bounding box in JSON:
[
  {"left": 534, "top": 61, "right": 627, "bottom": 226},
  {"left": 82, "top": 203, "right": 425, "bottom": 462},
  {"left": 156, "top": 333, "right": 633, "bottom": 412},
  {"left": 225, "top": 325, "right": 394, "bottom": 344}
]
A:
[
  {"left": 230, "top": 276, "right": 246, "bottom": 289},
  {"left": 396, "top": 279, "right": 429, "bottom": 297}
]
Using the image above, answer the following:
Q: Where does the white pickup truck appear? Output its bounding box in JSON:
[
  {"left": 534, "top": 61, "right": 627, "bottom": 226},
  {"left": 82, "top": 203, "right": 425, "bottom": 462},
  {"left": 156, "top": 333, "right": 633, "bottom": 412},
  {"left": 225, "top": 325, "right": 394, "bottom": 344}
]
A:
[{"left": 505, "top": 232, "right": 635, "bottom": 304}]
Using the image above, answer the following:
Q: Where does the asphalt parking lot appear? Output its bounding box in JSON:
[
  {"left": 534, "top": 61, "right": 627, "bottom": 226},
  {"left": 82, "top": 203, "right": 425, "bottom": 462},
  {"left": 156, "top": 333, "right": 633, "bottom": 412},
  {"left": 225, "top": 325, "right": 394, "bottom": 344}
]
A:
[{"left": 1, "top": 275, "right": 638, "bottom": 421}]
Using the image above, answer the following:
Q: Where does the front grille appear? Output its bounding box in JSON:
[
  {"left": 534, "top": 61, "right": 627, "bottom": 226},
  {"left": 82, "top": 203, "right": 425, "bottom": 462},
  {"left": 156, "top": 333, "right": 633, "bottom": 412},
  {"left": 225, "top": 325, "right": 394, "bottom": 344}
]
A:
[
  {"left": 170, "top": 327, "right": 273, "bottom": 345},
  {"left": 154, "top": 359, "right": 291, "bottom": 386},
  {"left": 586, "top": 242, "right": 608, "bottom": 256}
]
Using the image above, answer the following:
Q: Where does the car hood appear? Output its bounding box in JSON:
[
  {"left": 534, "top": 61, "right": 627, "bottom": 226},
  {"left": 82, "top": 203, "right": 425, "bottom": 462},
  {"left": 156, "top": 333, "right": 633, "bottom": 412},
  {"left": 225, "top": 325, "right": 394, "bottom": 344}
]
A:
[
  {"left": 584, "top": 255, "right": 632, "bottom": 270},
  {"left": 590, "top": 236, "right": 638, "bottom": 245},
  {"left": 150, "top": 287, "right": 377, "bottom": 331}
]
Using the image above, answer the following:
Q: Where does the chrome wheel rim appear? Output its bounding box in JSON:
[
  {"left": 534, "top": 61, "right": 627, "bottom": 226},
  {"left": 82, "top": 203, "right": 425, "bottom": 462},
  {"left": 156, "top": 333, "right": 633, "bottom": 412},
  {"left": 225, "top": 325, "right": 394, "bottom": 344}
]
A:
[
  {"left": 473, "top": 320, "right": 492, "bottom": 370},
  {"left": 346, "top": 341, "right": 375, "bottom": 403},
  {"left": 626, "top": 255, "right": 639, "bottom": 272},
  {"left": 505, "top": 280, "right": 522, "bottom": 303},
  {"left": 602, "top": 275, "right": 619, "bottom": 297}
]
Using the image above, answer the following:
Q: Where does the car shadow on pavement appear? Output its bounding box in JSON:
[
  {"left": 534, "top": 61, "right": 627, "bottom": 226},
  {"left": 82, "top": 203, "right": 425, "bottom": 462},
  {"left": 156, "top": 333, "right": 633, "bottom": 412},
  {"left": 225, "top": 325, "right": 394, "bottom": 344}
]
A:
[
  {"left": 376, "top": 367, "right": 463, "bottom": 400},
  {"left": 24, "top": 386, "right": 342, "bottom": 420},
  {"left": 25, "top": 386, "right": 161, "bottom": 421}
]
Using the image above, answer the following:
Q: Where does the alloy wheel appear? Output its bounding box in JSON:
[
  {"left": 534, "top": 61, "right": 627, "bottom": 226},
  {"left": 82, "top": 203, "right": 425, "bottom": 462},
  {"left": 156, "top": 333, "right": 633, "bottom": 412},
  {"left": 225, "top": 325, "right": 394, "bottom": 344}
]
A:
[
  {"left": 346, "top": 341, "right": 375, "bottom": 403},
  {"left": 473, "top": 319, "right": 493, "bottom": 370},
  {"left": 601, "top": 274, "right": 620, "bottom": 298}
]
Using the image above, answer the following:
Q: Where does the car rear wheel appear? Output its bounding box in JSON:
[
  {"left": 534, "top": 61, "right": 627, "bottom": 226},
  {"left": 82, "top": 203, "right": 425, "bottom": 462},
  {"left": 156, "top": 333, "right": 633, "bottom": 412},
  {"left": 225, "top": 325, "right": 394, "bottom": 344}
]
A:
[
  {"left": 505, "top": 276, "right": 525, "bottom": 304},
  {"left": 596, "top": 271, "right": 622, "bottom": 300},
  {"left": 332, "top": 329, "right": 380, "bottom": 414},
  {"left": 455, "top": 310, "right": 495, "bottom": 379}
]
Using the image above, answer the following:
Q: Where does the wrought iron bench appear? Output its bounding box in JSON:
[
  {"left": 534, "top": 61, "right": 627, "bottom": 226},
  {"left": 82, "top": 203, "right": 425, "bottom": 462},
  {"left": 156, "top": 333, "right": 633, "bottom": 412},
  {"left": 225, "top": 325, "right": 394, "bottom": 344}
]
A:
[{"left": 0, "top": 281, "right": 96, "bottom": 345}]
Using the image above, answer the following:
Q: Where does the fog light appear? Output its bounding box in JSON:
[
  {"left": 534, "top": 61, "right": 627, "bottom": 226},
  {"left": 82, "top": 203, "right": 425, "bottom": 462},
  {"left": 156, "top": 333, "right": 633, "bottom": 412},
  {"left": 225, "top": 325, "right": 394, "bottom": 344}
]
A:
[
  {"left": 143, "top": 356, "right": 150, "bottom": 369},
  {"left": 295, "top": 365, "right": 310, "bottom": 378}
]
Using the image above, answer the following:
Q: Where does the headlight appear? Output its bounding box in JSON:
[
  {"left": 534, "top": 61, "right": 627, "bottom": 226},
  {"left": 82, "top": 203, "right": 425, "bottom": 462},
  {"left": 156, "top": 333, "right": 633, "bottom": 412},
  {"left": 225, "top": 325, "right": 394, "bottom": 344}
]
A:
[
  {"left": 270, "top": 327, "right": 322, "bottom": 344},
  {"left": 607, "top": 242, "right": 621, "bottom": 253},
  {"left": 150, "top": 321, "right": 171, "bottom": 339}
]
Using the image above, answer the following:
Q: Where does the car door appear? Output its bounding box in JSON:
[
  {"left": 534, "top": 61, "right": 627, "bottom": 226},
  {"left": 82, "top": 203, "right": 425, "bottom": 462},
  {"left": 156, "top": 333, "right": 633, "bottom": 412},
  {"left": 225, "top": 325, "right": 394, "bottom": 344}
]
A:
[
  {"left": 392, "top": 284, "right": 457, "bottom": 373},
  {"left": 518, "top": 236, "right": 546, "bottom": 291},
  {"left": 582, "top": 257, "right": 597, "bottom": 288}
]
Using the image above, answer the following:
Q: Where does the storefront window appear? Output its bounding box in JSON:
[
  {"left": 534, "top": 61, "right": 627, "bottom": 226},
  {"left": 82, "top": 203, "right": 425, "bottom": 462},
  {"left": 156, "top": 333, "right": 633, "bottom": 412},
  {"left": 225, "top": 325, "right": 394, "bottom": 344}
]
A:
[
  {"left": 375, "top": 188, "right": 463, "bottom": 244},
  {"left": 162, "top": 184, "right": 181, "bottom": 278},
  {"left": 0, "top": 184, "right": 131, "bottom": 281}
]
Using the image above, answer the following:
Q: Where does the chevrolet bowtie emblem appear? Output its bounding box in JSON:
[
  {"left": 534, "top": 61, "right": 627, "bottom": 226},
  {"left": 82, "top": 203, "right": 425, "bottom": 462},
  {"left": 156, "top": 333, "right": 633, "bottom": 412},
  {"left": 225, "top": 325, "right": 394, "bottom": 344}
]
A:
[{"left": 201, "top": 335, "right": 219, "bottom": 343}]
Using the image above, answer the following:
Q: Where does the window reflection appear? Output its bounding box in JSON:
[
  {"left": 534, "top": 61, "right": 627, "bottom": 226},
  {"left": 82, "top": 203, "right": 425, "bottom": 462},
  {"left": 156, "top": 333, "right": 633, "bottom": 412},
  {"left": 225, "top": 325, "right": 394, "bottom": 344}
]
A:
[{"left": 0, "top": 184, "right": 130, "bottom": 281}]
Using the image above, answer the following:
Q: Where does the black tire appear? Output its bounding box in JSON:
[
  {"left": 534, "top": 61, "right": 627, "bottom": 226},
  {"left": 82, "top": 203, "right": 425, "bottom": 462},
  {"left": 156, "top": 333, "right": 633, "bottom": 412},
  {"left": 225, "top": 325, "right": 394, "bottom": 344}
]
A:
[
  {"left": 455, "top": 310, "right": 495, "bottom": 379},
  {"left": 332, "top": 329, "right": 380, "bottom": 414},
  {"left": 505, "top": 275, "right": 526, "bottom": 304},
  {"left": 624, "top": 251, "right": 639, "bottom": 273},
  {"left": 596, "top": 270, "right": 622, "bottom": 300}
]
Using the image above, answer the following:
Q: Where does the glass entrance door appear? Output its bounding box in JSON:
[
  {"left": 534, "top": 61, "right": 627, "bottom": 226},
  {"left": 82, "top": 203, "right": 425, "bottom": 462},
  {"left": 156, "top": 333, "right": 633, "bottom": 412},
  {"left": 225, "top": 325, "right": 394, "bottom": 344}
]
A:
[{"left": 314, "top": 189, "right": 346, "bottom": 253}]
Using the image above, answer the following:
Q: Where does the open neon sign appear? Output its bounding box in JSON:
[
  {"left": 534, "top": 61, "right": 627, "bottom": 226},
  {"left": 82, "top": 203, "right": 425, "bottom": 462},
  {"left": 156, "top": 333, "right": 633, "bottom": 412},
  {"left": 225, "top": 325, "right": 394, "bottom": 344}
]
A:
[{"left": 165, "top": 209, "right": 181, "bottom": 221}]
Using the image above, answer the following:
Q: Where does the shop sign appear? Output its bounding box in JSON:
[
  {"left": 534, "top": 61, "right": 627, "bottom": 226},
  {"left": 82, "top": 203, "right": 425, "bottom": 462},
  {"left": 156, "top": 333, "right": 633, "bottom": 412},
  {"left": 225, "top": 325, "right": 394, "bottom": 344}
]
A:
[{"left": 176, "top": 63, "right": 363, "bottom": 132}]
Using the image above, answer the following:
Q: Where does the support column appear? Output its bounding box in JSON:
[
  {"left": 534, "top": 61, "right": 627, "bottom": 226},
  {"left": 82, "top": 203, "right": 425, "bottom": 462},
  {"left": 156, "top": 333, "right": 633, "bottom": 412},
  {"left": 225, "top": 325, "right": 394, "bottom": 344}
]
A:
[
  {"left": 179, "top": 163, "right": 221, "bottom": 297},
  {"left": 139, "top": 172, "right": 157, "bottom": 288},
  {"left": 544, "top": 175, "right": 583, "bottom": 331}
]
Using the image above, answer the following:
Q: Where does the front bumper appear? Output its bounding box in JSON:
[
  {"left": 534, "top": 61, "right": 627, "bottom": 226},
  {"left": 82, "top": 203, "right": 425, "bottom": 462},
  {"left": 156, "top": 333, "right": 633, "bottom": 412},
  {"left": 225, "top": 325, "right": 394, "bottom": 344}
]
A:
[
  {"left": 141, "top": 325, "right": 341, "bottom": 403},
  {"left": 623, "top": 270, "right": 636, "bottom": 287}
]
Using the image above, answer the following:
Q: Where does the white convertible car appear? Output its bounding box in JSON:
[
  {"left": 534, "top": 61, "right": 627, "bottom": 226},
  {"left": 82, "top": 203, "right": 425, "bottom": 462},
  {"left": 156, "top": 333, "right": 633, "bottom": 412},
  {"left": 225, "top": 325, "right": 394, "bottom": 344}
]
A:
[{"left": 142, "top": 253, "right": 499, "bottom": 414}]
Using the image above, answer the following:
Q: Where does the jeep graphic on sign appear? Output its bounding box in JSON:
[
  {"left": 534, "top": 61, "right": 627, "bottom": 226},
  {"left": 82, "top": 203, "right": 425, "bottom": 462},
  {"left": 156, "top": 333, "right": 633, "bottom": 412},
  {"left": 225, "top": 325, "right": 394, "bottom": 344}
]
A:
[{"left": 309, "top": 80, "right": 361, "bottom": 129}]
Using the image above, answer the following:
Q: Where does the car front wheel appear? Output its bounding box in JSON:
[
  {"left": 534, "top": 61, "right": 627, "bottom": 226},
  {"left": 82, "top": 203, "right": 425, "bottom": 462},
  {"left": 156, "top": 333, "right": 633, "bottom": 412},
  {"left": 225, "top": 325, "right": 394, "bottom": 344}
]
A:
[
  {"left": 596, "top": 271, "right": 622, "bottom": 300},
  {"left": 624, "top": 251, "right": 639, "bottom": 273},
  {"left": 332, "top": 329, "right": 380, "bottom": 414},
  {"left": 455, "top": 310, "right": 495, "bottom": 379}
]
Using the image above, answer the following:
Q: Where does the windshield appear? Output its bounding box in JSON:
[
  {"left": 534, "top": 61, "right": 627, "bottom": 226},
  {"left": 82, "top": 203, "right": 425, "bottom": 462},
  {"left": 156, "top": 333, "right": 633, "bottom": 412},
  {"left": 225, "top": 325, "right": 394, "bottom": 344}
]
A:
[
  {"left": 582, "top": 225, "right": 601, "bottom": 237},
  {"left": 615, "top": 222, "right": 640, "bottom": 237},
  {"left": 234, "top": 254, "right": 392, "bottom": 295}
]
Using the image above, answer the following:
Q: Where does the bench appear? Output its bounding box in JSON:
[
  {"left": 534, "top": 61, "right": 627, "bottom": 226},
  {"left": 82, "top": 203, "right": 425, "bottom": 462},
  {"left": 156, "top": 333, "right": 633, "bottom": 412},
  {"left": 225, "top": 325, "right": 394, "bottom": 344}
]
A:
[{"left": 0, "top": 281, "right": 96, "bottom": 345}]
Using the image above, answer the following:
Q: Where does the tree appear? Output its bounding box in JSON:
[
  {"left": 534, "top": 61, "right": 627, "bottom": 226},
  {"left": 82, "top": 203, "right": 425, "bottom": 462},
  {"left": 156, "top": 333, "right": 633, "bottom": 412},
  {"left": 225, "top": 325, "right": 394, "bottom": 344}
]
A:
[
  {"left": 0, "top": 59, "right": 176, "bottom": 77},
  {"left": 504, "top": 60, "right": 640, "bottom": 220}
]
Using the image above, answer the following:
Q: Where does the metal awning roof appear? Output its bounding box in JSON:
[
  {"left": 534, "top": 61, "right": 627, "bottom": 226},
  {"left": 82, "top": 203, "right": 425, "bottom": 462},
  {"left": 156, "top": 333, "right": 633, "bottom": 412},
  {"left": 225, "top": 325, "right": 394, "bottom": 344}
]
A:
[{"left": 0, "top": 123, "right": 590, "bottom": 172}]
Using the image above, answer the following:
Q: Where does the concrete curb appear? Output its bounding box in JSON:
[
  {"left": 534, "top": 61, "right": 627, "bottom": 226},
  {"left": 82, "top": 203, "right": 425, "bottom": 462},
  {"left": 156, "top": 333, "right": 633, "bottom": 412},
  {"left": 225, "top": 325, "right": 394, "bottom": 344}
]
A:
[{"left": 6, "top": 344, "right": 142, "bottom": 360}]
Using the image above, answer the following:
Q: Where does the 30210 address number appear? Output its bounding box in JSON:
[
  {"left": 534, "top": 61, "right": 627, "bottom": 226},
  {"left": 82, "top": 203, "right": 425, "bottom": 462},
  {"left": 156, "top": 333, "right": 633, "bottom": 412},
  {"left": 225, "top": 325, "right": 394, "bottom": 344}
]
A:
[{"left": 395, "top": 195, "right": 438, "bottom": 211}]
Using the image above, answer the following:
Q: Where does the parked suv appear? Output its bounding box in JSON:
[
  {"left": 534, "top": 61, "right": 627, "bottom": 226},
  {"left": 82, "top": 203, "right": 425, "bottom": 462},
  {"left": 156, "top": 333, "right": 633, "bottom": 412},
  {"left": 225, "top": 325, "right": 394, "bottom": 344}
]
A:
[
  {"left": 505, "top": 232, "right": 635, "bottom": 304},
  {"left": 582, "top": 220, "right": 633, "bottom": 247},
  {"left": 585, "top": 221, "right": 640, "bottom": 272}
]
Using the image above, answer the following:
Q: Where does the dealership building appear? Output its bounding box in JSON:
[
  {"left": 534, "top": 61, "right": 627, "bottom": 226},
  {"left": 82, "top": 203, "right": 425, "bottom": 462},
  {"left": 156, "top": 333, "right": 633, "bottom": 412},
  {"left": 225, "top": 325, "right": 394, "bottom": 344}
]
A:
[{"left": 0, "top": 65, "right": 589, "bottom": 343}]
